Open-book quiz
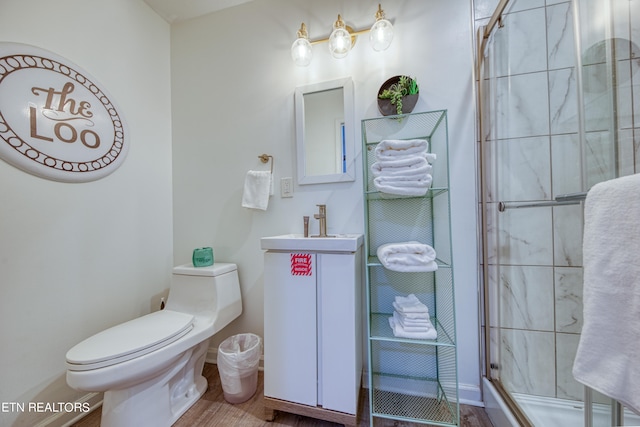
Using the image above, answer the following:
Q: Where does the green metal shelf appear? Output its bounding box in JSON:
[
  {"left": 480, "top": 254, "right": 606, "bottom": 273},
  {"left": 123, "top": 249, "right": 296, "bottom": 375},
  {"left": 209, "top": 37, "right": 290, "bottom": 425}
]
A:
[
  {"left": 364, "top": 187, "right": 449, "bottom": 200},
  {"left": 368, "top": 312, "right": 456, "bottom": 347},
  {"left": 362, "top": 110, "right": 458, "bottom": 427},
  {"left": 370, "top": 375, "right": 458, "bottom": 427},
  {"left": 366, "top": 256, "right": 452, "bottom": 269}
]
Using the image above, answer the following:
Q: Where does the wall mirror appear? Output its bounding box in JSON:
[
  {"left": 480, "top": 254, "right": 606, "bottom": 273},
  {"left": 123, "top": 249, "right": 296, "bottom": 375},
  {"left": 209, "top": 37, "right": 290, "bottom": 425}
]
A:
[{"left": 295, "top": 77, "right": 355, "bottom": 185}]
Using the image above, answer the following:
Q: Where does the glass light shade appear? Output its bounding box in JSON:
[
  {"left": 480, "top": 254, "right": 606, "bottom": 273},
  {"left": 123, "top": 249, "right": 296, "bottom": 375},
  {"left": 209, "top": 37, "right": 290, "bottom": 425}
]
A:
[
  {"left": 370, "top": 19, "right": 394, "bottom": 51},
  {"left": 329, "top": 27, "right": 352, "bottom": 59},
  {"left": 291, "top": 38, "right": 312, "bottom": 66}
]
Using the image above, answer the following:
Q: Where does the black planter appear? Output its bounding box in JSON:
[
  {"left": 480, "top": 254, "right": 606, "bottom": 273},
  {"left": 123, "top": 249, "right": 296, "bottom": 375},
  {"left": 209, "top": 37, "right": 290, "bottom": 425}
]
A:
[{"left": 377, "top": 75, "right": 419, "bottom": 116}]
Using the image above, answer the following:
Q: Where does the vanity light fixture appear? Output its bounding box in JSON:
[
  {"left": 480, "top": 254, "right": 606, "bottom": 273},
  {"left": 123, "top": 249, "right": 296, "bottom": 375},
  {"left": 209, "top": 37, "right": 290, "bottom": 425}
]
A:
[{"left": 291, "top": 4, "right": 394, "bottom": 66}]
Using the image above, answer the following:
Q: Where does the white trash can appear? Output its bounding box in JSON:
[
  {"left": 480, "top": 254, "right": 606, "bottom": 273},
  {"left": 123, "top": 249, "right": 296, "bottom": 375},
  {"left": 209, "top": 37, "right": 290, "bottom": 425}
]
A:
[{"left": 217, "top": 333, "right": 262, "bottom": 404}]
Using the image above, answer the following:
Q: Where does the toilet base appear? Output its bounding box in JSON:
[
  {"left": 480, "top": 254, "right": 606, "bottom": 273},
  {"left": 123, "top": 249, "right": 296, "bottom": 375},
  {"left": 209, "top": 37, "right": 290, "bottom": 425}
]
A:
[{"left": 101, "top": 340, "right": 210, "bottom": 427}]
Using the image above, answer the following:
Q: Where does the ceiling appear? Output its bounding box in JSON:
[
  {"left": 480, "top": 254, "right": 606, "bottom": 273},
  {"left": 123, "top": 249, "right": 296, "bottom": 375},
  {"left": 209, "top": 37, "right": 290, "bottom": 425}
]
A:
[{"left": 143, "top": 0, "right": 254, "bottom": 23}]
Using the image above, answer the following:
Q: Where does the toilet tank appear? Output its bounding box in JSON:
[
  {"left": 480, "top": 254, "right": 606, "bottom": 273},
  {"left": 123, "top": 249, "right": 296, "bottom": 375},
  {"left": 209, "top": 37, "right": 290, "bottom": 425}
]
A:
[{"left": 167, "top": 263, "right": 242, "bottom": 330}]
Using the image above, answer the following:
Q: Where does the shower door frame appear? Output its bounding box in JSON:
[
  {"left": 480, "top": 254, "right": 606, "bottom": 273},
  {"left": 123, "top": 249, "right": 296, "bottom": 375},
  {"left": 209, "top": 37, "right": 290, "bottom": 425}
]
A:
[
  {"left": 475, "top": 2, "right": 535, "bottom": 425},
  {"left": 476, "top": 1, "right": 589, "bottom": 426},
  {"left": 477, "top": 0, "right": 634, "bottom": 426}
]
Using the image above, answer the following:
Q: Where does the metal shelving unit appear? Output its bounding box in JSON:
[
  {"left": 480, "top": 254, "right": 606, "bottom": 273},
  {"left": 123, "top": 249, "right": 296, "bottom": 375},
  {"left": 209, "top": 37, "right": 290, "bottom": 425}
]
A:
[{"left": 362, "top": 110, "right": 458, "bottom": 426}]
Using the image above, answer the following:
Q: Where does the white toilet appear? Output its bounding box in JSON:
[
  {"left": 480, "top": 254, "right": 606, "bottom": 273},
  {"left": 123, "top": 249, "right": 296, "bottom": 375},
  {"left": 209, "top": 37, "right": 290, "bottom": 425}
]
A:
[{"left": 66, "top": 263, "right": 242, "bottom": 427}]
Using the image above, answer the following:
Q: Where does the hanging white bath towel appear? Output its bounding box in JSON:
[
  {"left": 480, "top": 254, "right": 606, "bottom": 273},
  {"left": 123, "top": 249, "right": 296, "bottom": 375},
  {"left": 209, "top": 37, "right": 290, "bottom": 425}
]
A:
[
  {"left": 241, "top": 170, "right": 272, "bottom": 211},
  {"left": 573, "top": 173, "right": 640, "bottom": 415}
]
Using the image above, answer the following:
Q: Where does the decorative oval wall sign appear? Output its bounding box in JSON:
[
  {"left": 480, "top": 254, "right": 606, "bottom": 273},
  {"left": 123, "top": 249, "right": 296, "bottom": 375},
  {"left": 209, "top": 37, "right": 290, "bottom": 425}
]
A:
[{"left": 0, "top": 42, "right": 128, "bottom": 182}]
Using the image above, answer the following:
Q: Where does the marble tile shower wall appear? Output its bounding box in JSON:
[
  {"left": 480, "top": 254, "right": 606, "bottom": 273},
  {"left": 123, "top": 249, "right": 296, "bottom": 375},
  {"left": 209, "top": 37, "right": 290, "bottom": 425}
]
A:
[{"left": 475, "top": 0, "right": 639, "bottom": 402}]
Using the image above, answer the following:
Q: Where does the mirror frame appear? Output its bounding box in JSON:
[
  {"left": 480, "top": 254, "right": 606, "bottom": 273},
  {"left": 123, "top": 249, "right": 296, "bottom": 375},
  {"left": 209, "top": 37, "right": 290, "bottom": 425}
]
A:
[{"left": 295, "top": 77, "right": 355, "bottom": 185}]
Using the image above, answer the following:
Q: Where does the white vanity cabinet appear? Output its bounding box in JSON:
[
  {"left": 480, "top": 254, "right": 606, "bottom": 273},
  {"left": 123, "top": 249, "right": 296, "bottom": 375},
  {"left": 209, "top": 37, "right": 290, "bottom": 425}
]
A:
[{"left": 261, "top": 235, "right": 363, "bottom": 426}]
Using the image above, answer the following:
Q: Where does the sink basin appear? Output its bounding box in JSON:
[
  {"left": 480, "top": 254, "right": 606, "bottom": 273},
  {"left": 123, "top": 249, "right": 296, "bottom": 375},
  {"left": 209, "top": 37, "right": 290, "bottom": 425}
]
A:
[{"left": 260, "top": 233, "right": 363, "bottom": 252}]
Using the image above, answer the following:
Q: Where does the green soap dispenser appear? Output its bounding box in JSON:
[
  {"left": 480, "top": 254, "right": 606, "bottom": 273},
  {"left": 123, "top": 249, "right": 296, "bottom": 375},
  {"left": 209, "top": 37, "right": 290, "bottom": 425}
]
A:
[{"left": 192, "top": 247, "right": 214, "bottom": 267}]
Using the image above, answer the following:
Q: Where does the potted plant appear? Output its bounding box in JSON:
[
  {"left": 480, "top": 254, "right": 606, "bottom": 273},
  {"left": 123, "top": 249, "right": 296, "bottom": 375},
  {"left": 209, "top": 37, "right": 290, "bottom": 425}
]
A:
[{"left": 377, "top": 75, "right": 419, "bottom": 116}]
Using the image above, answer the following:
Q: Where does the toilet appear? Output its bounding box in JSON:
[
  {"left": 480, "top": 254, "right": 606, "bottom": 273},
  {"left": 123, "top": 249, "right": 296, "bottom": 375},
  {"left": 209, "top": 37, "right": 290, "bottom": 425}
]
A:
[{"left": 66, "top": 263, "right": 242, "bottom": 427}]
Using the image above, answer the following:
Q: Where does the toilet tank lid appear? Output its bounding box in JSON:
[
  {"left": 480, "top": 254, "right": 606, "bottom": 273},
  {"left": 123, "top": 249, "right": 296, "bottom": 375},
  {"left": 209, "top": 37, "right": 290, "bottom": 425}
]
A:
[{"left": 172, "top": 262, "right": 237, "bottom": 277}]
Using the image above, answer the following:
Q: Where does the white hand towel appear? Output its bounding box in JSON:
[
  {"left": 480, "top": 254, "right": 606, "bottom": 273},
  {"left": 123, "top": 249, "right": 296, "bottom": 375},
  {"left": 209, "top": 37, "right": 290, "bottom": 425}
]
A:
[
  {"left": 388, "top": 316, "right": 437, "bottom": 340},
  {"left": 375, "top": 139, "right": 428, "bottom": 160},
  {"left": 573, "top": 173, "right": 640, "bottom": 415},
  {"left": 393, "top": 294, "right": 430, "bottom": 314},
  {"left": 395, "top": 293, "right": 421, "bottom": 305},
  {"left": 377, "top": 241, "right": 438, "bottom": 272},
  {"left": 390, "top": 304, "right": 430, "bottom": 320},
  {"left": 371, "top": 156, "right": 431, "bottom": 177},
  {"left": 393, "top": 311, "right": 434, "bottom": 331},
  {"left": 392, "top": 301, "right": 430, "bottom": 315},
  {"left": 241, "top": 170, "right": 272, "bottom": 211}
]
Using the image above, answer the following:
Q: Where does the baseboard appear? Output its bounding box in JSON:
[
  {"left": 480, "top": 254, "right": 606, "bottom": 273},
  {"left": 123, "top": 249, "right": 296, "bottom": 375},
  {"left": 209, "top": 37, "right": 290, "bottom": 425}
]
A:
[
  {"left": 34, "top": 392, "right": 102, "bottom": 427},
  {"left": 458, "top": 382, "right": 483, "bottom": 407}
]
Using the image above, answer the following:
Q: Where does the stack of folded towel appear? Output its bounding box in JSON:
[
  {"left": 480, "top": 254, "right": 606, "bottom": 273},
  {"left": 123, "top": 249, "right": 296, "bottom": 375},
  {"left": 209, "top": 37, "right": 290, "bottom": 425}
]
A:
[
  {"left": 371, "top": 139, "right": 436, "bottom": 196},
  {"left": 388, "top": 294, "right": 437, "bottom": 340},
  {"left": 376, "top": 241, "right": 438, "bottom": 272}
]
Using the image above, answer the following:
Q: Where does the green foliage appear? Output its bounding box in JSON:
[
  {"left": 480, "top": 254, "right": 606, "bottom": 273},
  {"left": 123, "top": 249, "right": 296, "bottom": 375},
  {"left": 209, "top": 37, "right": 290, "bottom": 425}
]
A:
[{"left": 379, "top": 76, "right": 419, "bottom": 115}]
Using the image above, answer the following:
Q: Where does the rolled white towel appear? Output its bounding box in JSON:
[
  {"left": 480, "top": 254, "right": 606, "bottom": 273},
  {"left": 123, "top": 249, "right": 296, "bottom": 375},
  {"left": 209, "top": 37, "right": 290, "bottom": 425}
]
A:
[
  {"left": 375, "top": 139, "right": 428, "bottom": 160},
  {"left": 377, "top": 241, "right": 438, "bottom": 272},
  {"left": 388, "top": 316, "right": 437, "bottom": 340},
  {"left": 371, "top": 155, "right": 432, "bottom": 177},
  {"left": 373, "top": 174, "right": 433, "bottom": 196}
]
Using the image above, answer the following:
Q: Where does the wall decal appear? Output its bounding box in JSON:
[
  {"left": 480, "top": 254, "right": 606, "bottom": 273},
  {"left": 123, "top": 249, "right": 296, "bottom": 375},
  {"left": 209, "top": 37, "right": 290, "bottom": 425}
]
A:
[
  {"left": 0, "top": 42, "right": 129, "bottom": 182},
  {"left": 290, "top": 253, "right": 312, "bottom": 276}
]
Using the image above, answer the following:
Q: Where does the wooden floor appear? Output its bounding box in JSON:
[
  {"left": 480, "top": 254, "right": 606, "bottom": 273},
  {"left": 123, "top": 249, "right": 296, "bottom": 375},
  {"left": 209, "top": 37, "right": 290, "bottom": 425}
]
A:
[{"left": 72, "top": 363, "right": 494, "bottom": 427}]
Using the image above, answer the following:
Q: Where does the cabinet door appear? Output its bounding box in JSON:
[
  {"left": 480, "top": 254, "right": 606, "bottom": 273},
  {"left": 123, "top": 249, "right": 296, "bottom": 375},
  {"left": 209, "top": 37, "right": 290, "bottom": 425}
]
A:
[
  {"left": 263, "top": 251, "right": 317, "bottom": 406},
  {"left": 318, "top": 251, "right": 361, "bottom": 414}
]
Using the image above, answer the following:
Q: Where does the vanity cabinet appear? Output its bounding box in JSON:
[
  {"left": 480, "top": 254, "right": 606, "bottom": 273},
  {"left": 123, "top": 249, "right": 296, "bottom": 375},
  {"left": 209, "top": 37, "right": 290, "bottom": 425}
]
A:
[
  {"left": 362, "top": 111, "right": 459, "bottom": 426},
  {"left": 261, "top": 239, "right": 363, "bottom": 426}
]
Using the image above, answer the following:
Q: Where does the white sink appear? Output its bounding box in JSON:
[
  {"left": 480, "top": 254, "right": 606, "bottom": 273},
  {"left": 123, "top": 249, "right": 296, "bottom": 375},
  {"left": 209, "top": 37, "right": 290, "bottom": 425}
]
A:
[{"left": 260, "top": 233, "right": 363, "bottom": 252}]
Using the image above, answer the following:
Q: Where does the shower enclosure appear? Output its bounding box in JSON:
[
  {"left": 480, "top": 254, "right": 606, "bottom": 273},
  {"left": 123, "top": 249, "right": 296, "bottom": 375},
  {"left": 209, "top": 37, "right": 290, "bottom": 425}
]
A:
[{"left": 475, "top": 0, "right": 639, "bottom": 425}]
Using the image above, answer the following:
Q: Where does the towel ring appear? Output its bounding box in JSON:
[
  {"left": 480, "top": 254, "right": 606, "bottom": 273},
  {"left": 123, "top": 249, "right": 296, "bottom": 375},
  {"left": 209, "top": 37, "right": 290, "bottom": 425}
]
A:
[{"left": 258, "top": 154, "right": 273, "bottom": 174}]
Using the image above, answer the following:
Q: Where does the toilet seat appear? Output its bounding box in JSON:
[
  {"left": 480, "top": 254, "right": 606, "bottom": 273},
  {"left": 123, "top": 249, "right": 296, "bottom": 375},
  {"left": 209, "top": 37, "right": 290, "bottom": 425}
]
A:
[{"left": 66, "top": 310, "right": 194, "bottom": 371}]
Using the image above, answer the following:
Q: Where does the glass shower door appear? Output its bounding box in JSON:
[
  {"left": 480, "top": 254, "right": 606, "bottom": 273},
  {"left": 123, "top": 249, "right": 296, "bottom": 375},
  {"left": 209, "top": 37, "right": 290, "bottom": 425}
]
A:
[{"left": 479, "top": 0, "right": 640, "bottom": 425}]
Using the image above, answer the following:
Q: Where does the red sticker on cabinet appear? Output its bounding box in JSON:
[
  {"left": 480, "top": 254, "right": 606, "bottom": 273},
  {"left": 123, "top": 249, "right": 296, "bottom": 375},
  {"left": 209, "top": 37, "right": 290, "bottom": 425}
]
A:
[{"left": 291, "top": 253, "right": 312, "bottom": 276}]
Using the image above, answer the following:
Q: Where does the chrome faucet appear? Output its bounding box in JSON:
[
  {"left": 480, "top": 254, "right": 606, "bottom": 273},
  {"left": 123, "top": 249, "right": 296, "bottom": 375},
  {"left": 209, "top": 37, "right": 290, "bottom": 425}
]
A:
[{"left": 313, "top": 204, "right": 328, "bottom": 237}]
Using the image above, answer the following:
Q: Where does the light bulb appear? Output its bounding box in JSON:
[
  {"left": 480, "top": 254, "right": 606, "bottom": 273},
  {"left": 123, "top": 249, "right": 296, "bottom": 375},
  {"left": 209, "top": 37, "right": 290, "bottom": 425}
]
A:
[
  {"left": 291, "top": 38, "right": 312, "bottom": 66},
  {"left": 370, "top": 19, "right": 393, "bottom": 51},
  {"left": 328, "top": 15, "right": 352, "bottom": 59},
  {"left": 291, "top": 23, "right": 312, "bottom": 66},
  {"left": 370, "top": 4, "right": 394, "bottom": 52}
]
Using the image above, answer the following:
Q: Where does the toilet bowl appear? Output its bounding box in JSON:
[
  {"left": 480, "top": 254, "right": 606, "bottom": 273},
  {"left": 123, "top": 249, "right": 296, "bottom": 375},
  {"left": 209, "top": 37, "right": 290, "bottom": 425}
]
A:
[{"left": 66, "top": 263, "right": 242, "bottom": 427}]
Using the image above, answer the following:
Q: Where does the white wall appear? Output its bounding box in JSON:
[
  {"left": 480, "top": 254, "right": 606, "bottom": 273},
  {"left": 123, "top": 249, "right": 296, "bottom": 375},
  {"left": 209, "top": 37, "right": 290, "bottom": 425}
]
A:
[
  {"left": 0, "top": 2, "right": 482, "bottom": 424},
  {"left": 171, "top": 0, "right": 481, "bottom": 403},
  {"left": 0, "top": 1, "right": 172, "bottom": 425}
]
